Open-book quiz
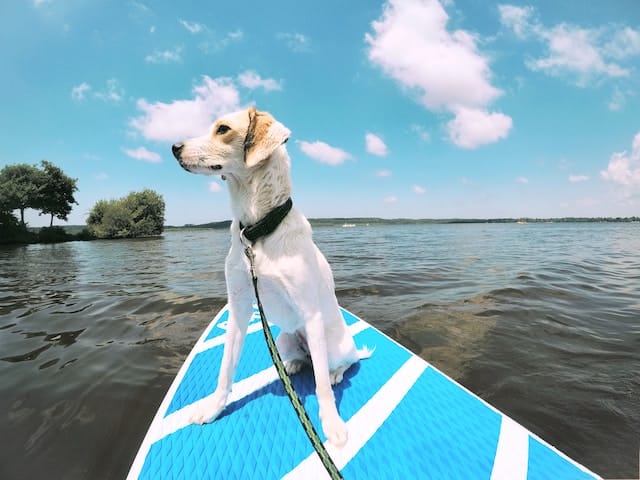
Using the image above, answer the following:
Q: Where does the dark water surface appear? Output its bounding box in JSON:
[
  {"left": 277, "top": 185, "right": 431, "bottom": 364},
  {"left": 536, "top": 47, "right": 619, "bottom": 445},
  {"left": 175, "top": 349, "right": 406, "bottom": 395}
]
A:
[{"left": 1, "top": 224, "right": 638, "bottom": 478}]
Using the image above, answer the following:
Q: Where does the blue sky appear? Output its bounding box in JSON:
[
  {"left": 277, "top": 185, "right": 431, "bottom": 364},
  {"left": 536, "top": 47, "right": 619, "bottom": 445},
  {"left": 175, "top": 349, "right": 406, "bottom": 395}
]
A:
[{"left": 2, "top": 0, "right": 640, "bottom": 226}]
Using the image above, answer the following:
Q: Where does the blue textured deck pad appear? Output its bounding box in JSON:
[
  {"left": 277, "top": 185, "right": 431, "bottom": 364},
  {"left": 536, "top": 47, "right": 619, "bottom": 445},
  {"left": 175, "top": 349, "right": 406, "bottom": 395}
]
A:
[
  {"left": 132, "top": 305, "right": 601, "bottom": 480},
  {"left": 527, "top": 437, "right": 594, "bottom": 480},
  {"left": 344, "top": 367, "right": 502, "bottom": 480},
  {"left": 166, "top": 324, "right": 282, "bottom": 417},
  {"left": 141, "top": 326, "right": 411, "bottom": 479}
]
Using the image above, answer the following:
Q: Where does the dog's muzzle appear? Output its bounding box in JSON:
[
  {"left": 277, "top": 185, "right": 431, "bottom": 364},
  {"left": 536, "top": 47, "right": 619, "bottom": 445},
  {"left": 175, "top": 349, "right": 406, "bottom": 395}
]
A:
[{"left": 172, "top": 143, "right": 222, "bottom": 172}]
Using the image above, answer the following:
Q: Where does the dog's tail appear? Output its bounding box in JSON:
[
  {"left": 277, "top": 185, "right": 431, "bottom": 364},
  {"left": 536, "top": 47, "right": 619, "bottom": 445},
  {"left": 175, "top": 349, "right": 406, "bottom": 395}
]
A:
[{"left": 357, "top": 346, "right": 375, "bottom": 360}]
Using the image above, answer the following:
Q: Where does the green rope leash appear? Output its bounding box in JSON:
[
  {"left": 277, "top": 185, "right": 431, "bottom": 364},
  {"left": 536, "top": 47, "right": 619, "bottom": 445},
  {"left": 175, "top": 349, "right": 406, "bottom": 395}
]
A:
[{"left": 245, "top": 245, "right": 343, "bottom": 480}]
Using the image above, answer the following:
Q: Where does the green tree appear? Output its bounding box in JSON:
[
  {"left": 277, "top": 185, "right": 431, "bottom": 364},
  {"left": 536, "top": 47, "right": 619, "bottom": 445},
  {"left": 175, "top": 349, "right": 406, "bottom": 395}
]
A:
[
  {"left": 0, "top": 163, "right": 43, "bottom": 225},
  {"left": 86, "top": 199, "right": 108, "bottom": 228},
  {"left": 87, "top": 189, "right": 165, "bottom": 239},
  {"left": 37, "top": 160, "right": 78, "bottom": 227},
  {"left": 125, "top": 189, "right": 165, "bottom": 237}
]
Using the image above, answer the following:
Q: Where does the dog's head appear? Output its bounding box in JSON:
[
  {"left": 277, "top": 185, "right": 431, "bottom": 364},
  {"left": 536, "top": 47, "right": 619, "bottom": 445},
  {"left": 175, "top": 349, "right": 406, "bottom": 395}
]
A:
[{"left": 171, "top": 107, "right": 290, "bottom": 177}]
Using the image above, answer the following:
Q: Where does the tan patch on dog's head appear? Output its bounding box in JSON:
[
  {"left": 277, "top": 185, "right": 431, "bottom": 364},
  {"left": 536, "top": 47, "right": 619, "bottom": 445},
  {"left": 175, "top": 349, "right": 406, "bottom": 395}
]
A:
[
  {"left": 244, "top": 107, "right": 290, "bottom": 167},
  {"left": 210, "top": 115, "right": 245, "bottom": 147}
]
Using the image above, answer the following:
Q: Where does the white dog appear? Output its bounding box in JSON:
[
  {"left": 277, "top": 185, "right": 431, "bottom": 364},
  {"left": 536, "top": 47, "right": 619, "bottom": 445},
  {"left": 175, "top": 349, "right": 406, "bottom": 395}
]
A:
[{"left": 172, "top": 107, "right": 370, "bottom": 447}]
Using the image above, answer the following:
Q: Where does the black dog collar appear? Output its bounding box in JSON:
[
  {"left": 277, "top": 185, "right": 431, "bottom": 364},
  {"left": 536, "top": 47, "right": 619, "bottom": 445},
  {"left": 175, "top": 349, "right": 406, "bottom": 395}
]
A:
[{"left": 239, "top": 197, "right": 293, "bottom": 245}]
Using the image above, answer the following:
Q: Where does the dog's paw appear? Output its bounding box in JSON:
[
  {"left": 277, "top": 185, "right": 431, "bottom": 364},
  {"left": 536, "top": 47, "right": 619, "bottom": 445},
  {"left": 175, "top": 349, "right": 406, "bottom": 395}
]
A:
[
  {"left": 322, "top": 414, "right": 348, "bottom": 448},
  {"left": 330, "top": 365, "right": 348, "bottom": 385},
  {"left": 284, "top": 359, "right": 306, "bottom": 375},
  {"left": 189, "top": 390, "right": 227, "bottom": 425}
]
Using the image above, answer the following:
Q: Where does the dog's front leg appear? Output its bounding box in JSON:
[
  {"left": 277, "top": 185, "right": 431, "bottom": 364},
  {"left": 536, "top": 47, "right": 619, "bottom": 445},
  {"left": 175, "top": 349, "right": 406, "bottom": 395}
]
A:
[
  {"left": 190, "top": 299, "right": 253, "bottom": 424},
  {"left": 305, "top": 313, "right": 348, "bottom": 447}
]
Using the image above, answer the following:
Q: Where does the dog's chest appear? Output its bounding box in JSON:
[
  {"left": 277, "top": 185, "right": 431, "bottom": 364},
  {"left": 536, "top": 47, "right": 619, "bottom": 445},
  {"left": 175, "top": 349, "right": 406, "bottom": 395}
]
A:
[{"left": 254, "top": 280, "right": 304, "bottom": 333}]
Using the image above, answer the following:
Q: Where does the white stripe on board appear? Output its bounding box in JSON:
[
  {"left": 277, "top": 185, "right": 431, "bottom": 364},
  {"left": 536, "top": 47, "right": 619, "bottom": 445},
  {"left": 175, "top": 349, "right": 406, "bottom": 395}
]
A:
[
  {"left": 490, "top": 416, "right": 530, "bottom": 480},
  {"left": 192, "top": 318, "right": 263, "bottom": 355},
  {"left": 282, "top": 355, "right": 428, "bottom": 480},
  {"left": 347, "top": 319, "right": 369, "bottom": 337}
]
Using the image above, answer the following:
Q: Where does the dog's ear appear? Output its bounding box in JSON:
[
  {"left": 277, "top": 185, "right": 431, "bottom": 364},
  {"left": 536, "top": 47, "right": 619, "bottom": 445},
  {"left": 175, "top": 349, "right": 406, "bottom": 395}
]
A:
[{"left": 244, "top": 107, "right": 290, "bottom": 168}]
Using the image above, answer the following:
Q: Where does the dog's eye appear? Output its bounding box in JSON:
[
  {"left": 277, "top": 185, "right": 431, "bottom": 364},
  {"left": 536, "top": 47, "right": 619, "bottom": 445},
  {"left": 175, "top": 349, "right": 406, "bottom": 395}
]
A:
[{"left": 216, "top": 124, "right": 231, "bottom": 135}]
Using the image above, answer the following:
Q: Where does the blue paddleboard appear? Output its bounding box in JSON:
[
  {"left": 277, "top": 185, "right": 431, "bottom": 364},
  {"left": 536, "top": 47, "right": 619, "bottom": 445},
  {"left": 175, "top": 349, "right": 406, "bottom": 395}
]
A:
[{"left": 128, "top": 305, "right": 601, "bottom": 479}]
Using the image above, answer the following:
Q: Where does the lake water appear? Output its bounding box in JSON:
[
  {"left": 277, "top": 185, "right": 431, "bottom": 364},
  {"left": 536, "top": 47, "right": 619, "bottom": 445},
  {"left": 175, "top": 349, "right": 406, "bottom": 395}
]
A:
[{"left": 1, "top": 223, "right": 638, "bottom": 478}]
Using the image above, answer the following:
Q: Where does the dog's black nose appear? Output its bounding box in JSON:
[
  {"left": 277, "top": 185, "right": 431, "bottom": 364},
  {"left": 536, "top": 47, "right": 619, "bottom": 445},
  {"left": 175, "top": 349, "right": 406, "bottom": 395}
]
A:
[{"left": 172, "top": 142, "right": 184, "bottom": 159}]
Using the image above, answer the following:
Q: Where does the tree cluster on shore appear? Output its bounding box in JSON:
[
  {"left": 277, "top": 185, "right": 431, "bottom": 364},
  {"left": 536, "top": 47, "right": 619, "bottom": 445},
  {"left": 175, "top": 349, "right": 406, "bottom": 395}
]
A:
[
  {"left": 0, "top": 161, "right": 79, "bottom": 244},
  {"left": 0, "top": 161, "right": 165, "bottom": 245},
  {"left": 86, "top": 189, "right": 165, "bottom": 239}
]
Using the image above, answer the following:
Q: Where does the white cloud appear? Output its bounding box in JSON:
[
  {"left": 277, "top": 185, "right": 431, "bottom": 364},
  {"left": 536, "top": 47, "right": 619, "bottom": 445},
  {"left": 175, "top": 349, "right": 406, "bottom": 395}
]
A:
[
  {"left": 411, "top": 124, "right": 431, "bottom": 142},
  {"left": 123, "top": 146, "right": 161, "bottom": 163},
  {"left": 145, "top": 47, "right": 182, "bottom": 63},
  {"left": 208, "top": 181, "right": 222, "bottom": 193},
  {"left": 71, "top": 82, "right": 91, "bottom": 101},
  {"left": 601, "top": 132, "right": 640, "bottom": 188},
  {"left": 365, "top": 133, "right": 388, "bottom": 156},
  {"left": 446, "top": 107, "right": 512, "bottom": 149},
  {"left": 497, "top": 5, "right": 534, "bottom": 39},
  {"left": 367, "top": 0, "right": 502, "bottom": 110},
  {"left": 130, "top": 75, "right": 241, "bottom": 142},
  {"left": 499, "top": 4, "right": 635, "bottom": 86},
  {"left": 237, "top": 71, "right": 282, "bottom": 91},
  {"left": 228, "top": 30, "right": 243, "bottom": 41},
  {"left": 413, "top": 185, "right": 426, "bottom": 194},
  {"left": 73, "top": 80, "right": 123, "bottom": 103},
  {"left": 130, "top": 2, "right": 150, "bottom": 16},
  {"left": 569, "top": 174, "right": 590, "bottom": 183},
  {"left": 178, "top": 20, "right": 244, "bottom": 56},
  {"left": 384, "top": 195, "right": 398, "bottom": 203},
  {"left": 199, "top": 29, "right": 243, "bottom": 54},
  {"left": 33, "top": 0, "right": 51, "bottom": 6},
  {"left": 516, "top": 176, "right": 529, "bottom": 184},
  {"left": 297, "top": 140, "right": 352, "bottom": 166},
  {"left": 277, "top": 32, "right": 310, "bottom": 52},
  {"left": 604, "top": 27, "right": 640, "bottom": 60},
  {"left": 366, "top": 0, "right": 511, "bottom": 149},
  {"left": 179, "top": 19, "right": 204, "bottom": 34},
  {"left": 376, "top": 169, "right": 392, "bottom": 177},
  {"left": 608, "top": 87, "right": 626, "bottom": 111},
  {"left": 95, "top": 79, "right": 124, "bottom": 103},
  {"left": 95, "top": 172, "right": 109, "bottom": 181},
  {"left": 527, "top": 25, "right": 628, "bottom": 83}
]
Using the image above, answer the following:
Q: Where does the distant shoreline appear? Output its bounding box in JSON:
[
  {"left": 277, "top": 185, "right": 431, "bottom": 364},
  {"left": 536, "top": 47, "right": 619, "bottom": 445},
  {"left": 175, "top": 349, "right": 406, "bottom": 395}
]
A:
[
  {"left": 16, "top": 216, "right": 640, "bottom": 238},
  {"left": 163, "top": 216, "right": 640, "bottom": 230},
  {"left": 3, "top": 216, "right": 637, "bottom": 246}
]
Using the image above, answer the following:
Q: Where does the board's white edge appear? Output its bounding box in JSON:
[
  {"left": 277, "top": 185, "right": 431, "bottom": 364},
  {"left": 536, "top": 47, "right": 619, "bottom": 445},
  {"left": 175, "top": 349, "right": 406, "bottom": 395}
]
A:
[
  {"left": 127, "top": 304, "right": 603, "bottom": 480},
  {"left": 126, "top": 305, "right": 230, "bottom": 480}
]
